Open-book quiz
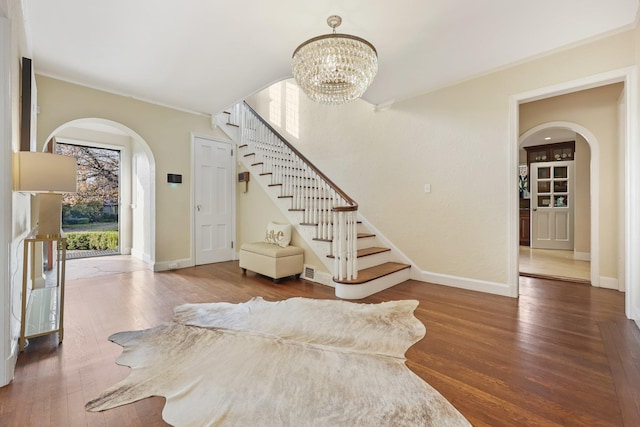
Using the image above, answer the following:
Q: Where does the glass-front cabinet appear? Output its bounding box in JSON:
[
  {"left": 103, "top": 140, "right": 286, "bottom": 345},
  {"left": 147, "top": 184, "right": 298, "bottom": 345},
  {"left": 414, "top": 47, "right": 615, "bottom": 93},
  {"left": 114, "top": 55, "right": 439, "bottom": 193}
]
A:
[
  {"left": 536, "top": 165, "right": 569, "bottom": 210},
  {"left": 520, "top": 141, "right": 575, "bottom": 246}
]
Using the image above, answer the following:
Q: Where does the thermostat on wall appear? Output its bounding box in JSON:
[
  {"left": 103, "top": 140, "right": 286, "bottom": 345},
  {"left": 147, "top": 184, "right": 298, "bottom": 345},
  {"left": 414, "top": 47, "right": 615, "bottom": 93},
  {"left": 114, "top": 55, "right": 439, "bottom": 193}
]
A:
[{"left": 167, "top": 173, "right": 182, "bottom": 184}]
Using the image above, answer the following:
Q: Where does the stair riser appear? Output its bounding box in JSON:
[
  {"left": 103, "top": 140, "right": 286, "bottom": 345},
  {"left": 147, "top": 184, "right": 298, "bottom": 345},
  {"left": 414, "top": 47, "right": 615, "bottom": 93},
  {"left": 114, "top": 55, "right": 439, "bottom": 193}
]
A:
[
  {"left": 356, "top": 252, "right": 393, "bottom": 270},
  {"left": 334, "top": 269, "right": 411, "bottom": 300},
  {"left": 215, "top": 113, "right": 240, "bottom": 141},
  {"left": 357, "top": 237, "right": 376, "bottom": 250}
]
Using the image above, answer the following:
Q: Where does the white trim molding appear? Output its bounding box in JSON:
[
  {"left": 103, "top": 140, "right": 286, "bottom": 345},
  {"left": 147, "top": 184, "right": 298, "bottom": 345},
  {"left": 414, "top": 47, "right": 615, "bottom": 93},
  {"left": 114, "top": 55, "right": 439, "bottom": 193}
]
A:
[
  {"left": 411, "top": 268, "right": 513, "bottom": 297},
  {"left": 599, "top": 276, "right": 619, "bottom": 291},
  {"left": 0, "top": 16, "right": 14, "bottom": 387},
  {"left": 153, "top": 258, "right": 193, "bottom": 272},
  {"left": 573, "top": 251, "right": 591, "bottom": 261}
]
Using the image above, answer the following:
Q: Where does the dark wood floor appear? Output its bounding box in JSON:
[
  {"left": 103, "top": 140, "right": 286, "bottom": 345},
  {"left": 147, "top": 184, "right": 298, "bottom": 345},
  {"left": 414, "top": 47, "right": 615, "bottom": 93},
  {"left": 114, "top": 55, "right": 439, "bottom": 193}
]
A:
[{"left": 0, "top": 261, "right": 638, "bottom": 426}]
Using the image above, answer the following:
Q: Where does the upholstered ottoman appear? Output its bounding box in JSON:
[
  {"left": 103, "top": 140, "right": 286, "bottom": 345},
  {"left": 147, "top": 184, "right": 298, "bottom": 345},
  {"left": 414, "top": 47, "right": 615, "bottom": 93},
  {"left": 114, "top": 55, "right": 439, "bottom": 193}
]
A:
[{"left": 239, "top": 242, "right": 303, "bottom": 282}]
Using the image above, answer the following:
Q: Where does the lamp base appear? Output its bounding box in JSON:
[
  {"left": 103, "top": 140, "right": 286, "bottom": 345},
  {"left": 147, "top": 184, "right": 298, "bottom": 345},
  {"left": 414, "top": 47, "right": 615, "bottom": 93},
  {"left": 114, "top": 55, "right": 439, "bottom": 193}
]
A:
[{"left": 36, "top": 193, "right": 64, "bottom": 239}]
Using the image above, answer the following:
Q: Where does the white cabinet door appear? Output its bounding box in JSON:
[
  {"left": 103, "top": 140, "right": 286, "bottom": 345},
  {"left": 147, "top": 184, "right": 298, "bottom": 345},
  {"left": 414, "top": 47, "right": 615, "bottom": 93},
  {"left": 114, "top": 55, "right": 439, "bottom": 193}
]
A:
[{"left": 531, "top": 161, "right": 574, "bottom": 250}]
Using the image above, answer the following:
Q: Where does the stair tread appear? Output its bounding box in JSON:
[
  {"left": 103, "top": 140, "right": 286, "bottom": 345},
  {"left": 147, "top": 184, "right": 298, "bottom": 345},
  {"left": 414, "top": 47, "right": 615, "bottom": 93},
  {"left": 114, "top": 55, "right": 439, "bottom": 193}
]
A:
[
  {"left": 300, "top": 221, "right": 362, "bottom": 226},
  {"left": 280, "top": 195, "right": 331, "bottom": 200},
  {"left": 327, "top": 247, "right": 390, "bottom": 259},
  {"left": 272, "top": 185, "right": 322, "bottom": 189},
  {"left": 313, "top": 233, "right": 374, "bottom": 243},
  {"left": 333, "top": 262, "right": 411, "bottom": 285}
]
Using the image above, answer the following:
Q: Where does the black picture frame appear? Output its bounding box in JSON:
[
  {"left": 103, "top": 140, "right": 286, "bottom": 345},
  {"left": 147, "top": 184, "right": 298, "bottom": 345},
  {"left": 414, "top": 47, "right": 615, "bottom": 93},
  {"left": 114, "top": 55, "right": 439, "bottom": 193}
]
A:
[{"left": 20, "top": 57, "right": 33, "bottom": 151}]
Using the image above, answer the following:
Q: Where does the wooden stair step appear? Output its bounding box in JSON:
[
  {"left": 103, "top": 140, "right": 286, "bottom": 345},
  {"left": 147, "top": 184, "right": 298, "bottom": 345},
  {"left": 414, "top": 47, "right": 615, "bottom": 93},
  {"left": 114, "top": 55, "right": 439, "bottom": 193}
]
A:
[
  {"left": 358, "top": 233, "right": 375, "bottom": 239},
  {"left": 278, "top": 195, "right": 331, "bottom": 200},
  {"left": 313, "top": 233, "right": 374, "bottom": 243},
  {"left": 333, "top": 262, "right": 411, "bottom": 285},
  {"left": 251, "top": 162, "right": 263, "bottom": 167},
  {"left": 300, "top": 221, "right": 362, "bottom": 226},
  {"left": 327, "top": 247, "right": 390, "bottom": 259},
  {"left": 226, "top": 123, "right": 239, "bottom": 128},
  {"left": 282, "top": 175, "right": 315, "bottom": 179},
  {"left": 239, "top": 144, "right": 248, "bottom": 149}
]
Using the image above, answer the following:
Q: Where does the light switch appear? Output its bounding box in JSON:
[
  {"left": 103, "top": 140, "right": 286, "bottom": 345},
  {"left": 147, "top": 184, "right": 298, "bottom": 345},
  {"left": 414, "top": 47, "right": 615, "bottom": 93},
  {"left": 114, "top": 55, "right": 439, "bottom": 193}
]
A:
[{"left": 424, "top": 184, "right": 431, "bottom": 193}]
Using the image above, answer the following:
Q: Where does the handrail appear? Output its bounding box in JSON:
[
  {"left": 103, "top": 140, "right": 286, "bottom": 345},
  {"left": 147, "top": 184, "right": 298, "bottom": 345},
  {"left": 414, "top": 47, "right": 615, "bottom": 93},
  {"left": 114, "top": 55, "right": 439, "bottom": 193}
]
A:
[{"left": 243, "top": 101, "right": 358, "bottom": 211}]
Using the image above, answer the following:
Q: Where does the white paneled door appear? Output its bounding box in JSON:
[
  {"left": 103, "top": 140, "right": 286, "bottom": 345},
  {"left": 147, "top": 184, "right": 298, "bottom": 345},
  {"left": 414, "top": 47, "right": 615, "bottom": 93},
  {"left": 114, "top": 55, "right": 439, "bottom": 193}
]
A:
[
  {"left": 531, "top": 161, "right": 574, "bottom": 250},
  {"left": 194, "top": 137, "right": 234, "bottom": 265}
]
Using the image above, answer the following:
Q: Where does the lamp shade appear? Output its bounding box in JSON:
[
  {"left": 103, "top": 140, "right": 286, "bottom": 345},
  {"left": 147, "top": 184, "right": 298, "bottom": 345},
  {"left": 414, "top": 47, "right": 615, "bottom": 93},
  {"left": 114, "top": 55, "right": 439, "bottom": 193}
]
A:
[{"left": 13, "top": 151, "right": 77, "bottom": 193}]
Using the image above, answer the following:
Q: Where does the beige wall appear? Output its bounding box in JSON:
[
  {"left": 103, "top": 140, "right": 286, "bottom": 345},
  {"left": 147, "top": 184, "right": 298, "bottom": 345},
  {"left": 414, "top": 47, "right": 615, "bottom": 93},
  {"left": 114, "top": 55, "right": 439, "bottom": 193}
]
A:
[
  {"left": 519, "top": 83, "right": 623, "bottom": 278},
  {"left": 246, "top": 29, "right": 635, "bottom": 290},
  {"left": 35, "top": 75, "right": 229, "bottom": 265}
]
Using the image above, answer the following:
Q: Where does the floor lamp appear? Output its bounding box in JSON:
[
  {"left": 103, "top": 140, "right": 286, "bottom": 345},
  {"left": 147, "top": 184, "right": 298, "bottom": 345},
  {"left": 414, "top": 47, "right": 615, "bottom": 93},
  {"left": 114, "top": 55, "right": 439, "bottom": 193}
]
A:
[{"left": 13, "top": 151, "right": 77, "bottom": 238}]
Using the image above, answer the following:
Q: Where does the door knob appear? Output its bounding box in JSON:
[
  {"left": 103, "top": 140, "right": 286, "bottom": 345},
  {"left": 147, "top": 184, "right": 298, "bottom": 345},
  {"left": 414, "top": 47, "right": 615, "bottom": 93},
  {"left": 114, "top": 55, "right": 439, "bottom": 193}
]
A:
[{"left": 196, "top": 205, "right": 201, "bottom": 211}]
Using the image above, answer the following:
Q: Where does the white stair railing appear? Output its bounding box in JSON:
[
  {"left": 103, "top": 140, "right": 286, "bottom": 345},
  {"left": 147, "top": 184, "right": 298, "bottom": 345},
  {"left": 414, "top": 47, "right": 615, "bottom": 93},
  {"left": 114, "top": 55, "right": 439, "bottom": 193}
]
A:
[{"left": 240, "top": 102, "right": 358, "bottom": 281}]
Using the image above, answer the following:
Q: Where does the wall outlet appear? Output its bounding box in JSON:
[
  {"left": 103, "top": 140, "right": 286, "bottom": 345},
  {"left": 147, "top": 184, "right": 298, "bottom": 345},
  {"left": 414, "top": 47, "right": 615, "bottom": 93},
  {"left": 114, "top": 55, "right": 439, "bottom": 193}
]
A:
[{"left": 424, "top": 183, "right": 431, "bottom": 193}]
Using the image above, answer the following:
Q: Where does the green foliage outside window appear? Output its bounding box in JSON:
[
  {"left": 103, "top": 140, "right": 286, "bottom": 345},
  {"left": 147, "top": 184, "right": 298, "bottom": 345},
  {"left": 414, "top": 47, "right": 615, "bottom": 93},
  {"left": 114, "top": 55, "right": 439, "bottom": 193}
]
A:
[{"left": 65, "top": 231, "right": 119, "bottom": 250}]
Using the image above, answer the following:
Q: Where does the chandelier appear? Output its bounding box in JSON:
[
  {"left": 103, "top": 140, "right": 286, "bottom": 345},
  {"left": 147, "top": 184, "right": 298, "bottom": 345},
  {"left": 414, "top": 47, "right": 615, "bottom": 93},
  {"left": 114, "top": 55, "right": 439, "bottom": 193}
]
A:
[{"left": 291, "top": 15, "right": 378, "bottom": 105}]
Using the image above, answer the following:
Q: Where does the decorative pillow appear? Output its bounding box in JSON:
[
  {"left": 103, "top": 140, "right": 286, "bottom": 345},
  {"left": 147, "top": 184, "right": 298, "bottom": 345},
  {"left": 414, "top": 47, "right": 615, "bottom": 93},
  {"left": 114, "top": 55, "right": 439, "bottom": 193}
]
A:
[{"left": 264, "top": 221, "right": 292, "bottom": 248}]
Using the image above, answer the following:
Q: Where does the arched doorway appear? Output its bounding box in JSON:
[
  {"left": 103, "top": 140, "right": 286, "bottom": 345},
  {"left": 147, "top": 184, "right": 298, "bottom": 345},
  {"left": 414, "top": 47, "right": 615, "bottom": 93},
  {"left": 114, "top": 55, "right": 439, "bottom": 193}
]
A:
[
  {"left": 509, "top": 69, "right": 637, "bottom": 322},
  {"left": 518, "top": 122, "right": 599, "bottom": 285},
  {"left": 44, "top": 118, "right": 156, "bottom": 268}
]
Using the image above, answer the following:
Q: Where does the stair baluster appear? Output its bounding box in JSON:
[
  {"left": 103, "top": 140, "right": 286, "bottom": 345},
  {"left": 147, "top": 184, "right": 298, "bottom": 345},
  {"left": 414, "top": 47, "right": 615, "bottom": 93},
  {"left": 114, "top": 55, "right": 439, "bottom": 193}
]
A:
[{"left": 241, "top": 102, "right": 359, "bottom": 281}]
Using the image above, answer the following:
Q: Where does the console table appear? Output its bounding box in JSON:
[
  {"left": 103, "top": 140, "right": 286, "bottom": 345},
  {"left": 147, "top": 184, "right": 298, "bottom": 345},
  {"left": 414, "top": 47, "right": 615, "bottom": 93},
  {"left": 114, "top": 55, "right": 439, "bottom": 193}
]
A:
[{"left": 19, "top": 231, "right": 67, "bottom": 352}]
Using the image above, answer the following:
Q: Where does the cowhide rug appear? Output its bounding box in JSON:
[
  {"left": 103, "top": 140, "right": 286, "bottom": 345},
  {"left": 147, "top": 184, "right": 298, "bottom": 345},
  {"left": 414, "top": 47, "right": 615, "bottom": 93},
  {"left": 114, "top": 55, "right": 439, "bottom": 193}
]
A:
[{"left": 86, "top": 297, "right": 471, "bottom": 427}]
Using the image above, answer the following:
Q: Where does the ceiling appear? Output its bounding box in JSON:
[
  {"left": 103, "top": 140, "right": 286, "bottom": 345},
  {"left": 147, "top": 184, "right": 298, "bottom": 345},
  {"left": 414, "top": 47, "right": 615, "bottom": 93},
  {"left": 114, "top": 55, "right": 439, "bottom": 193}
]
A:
[{"left": 24, "top": 0, "right": 639, "bottom": 116}]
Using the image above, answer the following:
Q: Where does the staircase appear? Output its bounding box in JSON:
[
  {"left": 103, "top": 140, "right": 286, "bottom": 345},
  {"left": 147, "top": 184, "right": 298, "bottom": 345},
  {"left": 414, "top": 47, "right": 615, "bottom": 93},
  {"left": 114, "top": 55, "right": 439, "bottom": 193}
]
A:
[{"left": 217, "top": 102, "right": 410, "bottom": 299}]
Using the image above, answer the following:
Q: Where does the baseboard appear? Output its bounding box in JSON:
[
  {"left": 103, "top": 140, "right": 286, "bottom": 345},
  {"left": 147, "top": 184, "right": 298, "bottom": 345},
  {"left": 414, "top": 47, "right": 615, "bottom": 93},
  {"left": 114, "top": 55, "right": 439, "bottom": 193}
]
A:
[
  {"left": 410, "top": 269, "right": 515, "bottom": 297},
  {"left": 599, "top": 276, "right": 619, "bottom": 290},
  {"left": 153, "top": 258, "right": 194, "bottom": 272},
  {"left": 1, "top": 338, "right": 17, "bottom": 387},
  {"left": 130, "top": 248, "right": 152, "bottom": 263},
  {"left": 573, "top": 251, "right": 590, "bottom": 261},
  {"left": 301, "top": 264, "right": 334, "bottom": 287}
]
